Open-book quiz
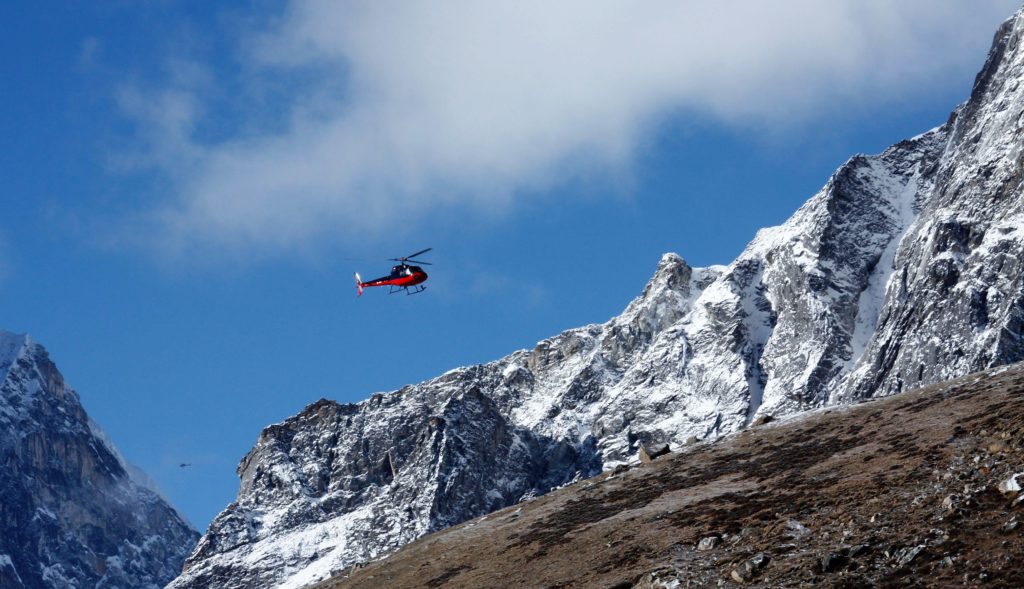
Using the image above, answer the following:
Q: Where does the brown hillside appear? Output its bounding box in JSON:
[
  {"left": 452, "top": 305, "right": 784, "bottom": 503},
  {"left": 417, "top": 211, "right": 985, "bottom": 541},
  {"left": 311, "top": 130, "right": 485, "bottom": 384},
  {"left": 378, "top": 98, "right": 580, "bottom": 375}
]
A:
[{"left": 315, "top": 364, "right": 1024, "bottom": 588}]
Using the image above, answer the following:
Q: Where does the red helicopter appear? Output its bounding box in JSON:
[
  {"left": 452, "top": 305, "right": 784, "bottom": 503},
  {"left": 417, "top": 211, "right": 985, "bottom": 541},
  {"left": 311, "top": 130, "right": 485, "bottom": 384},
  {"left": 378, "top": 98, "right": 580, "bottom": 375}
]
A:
[{"left": 355, "top": 248, "right": 432, "bottom": 296}]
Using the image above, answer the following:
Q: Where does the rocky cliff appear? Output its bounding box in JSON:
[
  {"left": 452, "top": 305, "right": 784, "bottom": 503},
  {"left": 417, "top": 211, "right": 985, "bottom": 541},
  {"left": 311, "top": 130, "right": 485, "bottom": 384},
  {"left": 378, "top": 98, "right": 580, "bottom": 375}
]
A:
[
  {"left": 314, "top": 361, "right": 1024, "bottom": 588},
  {"left": 0, "top": 332, "right": 198, "bottom": 588},
  {"left": 170, "top": 7, "right": 1024, "bottom": 589}
]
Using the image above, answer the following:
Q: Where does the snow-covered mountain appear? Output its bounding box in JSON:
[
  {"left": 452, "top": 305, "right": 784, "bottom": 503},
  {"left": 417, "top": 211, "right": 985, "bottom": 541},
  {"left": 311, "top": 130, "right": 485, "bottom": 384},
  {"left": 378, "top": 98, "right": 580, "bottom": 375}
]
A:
[
  {"left": 0, "top": 331, "right": 198, "bottom": 588},
  {"left": 171, "top": 7, "right": 1024, "bottom": 589}
]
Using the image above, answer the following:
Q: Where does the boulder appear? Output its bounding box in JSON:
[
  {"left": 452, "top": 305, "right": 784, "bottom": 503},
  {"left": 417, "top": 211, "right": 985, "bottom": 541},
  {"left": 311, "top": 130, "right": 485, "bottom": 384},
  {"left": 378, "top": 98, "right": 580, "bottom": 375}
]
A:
[
  {"left": 696, "top": 535, "right": 720, "bottom": 551},
  {"left": 639, "top": 444, "right": 671, "bottom": 464}
]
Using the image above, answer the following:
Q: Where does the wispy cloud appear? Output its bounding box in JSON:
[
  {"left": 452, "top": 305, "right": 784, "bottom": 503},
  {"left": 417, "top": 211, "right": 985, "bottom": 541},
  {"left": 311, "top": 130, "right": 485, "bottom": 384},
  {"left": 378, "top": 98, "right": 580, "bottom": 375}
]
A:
[
  {"left": 118, "top": 0, "right": 1021, "bottom": 256},
  {"left": 79, "top": 36, "right": 101, "bottom": 70}
]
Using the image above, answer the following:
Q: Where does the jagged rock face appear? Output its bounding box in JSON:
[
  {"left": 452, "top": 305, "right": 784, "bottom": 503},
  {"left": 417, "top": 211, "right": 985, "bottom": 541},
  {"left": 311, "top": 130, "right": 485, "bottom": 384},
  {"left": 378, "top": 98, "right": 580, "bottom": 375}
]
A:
[
  {"left": 840, "top": 13, "right": 1024, "bottom": 399},
  {"left": 173, "top": 383, "right": 598, "bottom": 589},
  {"left": 0, "top": 332, "right": 198, "bottom": 589},
  {"left": 171, "top": 8, "right": 1024, "bottom": 589}
]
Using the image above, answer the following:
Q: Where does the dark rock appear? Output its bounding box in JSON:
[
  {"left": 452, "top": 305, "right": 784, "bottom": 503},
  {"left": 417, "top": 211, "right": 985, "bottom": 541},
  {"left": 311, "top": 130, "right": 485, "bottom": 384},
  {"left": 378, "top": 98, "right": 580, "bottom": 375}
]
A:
[
  {"left": 638, "top": 443, "right": 670, "bottom": 463},
  {"left": 731, "top": 553, "right": 769, "bottom": 583},
  {"left": 894, "top": 545, "right": 926, "bottom": 567},
  {"left": 820, "top": 552, "right": 850, "bottom": 573},
  {"left": 849, "top": 543, "right": 871, "bottom": 558}
]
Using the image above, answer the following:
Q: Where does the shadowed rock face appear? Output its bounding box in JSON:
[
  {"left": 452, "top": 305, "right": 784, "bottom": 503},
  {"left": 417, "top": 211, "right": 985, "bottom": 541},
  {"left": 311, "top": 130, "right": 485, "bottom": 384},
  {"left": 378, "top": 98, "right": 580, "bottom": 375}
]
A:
[
  {"left": 172, "top": 7, "right": 1024, "bottom": 589},
  {"left": 0, "top": 332, "right": 198, "bottom": 589}
]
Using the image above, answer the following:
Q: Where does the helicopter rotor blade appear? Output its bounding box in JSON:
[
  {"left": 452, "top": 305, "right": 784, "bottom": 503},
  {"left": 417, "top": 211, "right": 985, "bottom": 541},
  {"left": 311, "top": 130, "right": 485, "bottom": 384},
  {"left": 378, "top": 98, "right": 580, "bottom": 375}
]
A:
[
  {"left": 405, "top": 247, "right": 432, "bottom": 259},
  {"left": 406, "top": 260, "right": 432, "bottom": 265}
]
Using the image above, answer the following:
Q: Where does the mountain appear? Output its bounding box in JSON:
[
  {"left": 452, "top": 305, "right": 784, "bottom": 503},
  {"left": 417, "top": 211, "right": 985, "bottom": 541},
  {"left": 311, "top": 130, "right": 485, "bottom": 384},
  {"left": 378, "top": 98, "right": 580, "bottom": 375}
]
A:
[
  {"left": 0, "top": 331, "right": 198, "bottom": 588},
  {"left": 170, "top": 7, "right": 1024, "bottom": 589},
  {"left": 313, "top": 361, "right": 1024, "bottom": 588}
]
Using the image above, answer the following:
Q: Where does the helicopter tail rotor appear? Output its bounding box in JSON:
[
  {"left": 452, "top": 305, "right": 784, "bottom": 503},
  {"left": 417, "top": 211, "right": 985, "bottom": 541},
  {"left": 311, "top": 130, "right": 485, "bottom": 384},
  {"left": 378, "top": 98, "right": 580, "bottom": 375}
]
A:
[{"left": 354, "top": 272, "right": 364, "bottom": 297}]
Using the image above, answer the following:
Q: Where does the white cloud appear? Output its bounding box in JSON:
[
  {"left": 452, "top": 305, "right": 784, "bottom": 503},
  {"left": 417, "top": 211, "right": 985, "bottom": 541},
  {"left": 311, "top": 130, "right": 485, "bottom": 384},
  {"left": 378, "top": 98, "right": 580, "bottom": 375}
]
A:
[{"left": 122, "top": 0, "right": 1022, "bottom": 255}]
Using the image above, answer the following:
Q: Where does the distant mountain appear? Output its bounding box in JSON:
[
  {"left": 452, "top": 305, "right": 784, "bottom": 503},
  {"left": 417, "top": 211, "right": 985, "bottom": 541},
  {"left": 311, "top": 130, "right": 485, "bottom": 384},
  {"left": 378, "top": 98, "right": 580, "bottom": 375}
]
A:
[
  {"left": 0, "top": 331, "right": 198, "bottom": 588},
  {"left": 170, "top": 6, "right": 1024, "bottom": 589}
]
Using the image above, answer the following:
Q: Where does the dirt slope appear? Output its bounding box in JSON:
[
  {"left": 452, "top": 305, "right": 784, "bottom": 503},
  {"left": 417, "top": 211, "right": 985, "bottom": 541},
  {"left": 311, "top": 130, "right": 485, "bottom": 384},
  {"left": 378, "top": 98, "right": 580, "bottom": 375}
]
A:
[{"left": 314, "top": 363, "right": 1024, "bottom": 588}]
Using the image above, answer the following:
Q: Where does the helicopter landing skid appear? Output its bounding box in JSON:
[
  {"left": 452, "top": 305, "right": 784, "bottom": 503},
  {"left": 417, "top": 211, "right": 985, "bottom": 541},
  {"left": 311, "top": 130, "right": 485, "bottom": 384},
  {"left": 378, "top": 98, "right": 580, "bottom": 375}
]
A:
[{"left": 389, "top": 285, "right": 426, "bottom": 295}]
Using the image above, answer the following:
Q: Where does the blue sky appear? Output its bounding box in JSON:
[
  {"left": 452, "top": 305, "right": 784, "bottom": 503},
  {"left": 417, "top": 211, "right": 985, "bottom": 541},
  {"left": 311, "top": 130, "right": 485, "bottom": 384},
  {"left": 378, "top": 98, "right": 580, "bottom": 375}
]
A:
[{"left": 1, "top": 1, "right": 1020, "bottom": 530}]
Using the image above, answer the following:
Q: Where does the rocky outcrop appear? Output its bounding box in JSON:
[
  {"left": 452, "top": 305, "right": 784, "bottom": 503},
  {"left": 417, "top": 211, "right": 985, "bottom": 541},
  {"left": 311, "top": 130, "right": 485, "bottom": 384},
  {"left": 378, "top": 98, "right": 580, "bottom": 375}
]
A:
[
  {"left": 171, "top": 7, "right": 1024, "bottom": 588},
  {"left": 173, "top": 377, "right": 599, "bottom": 589},
  {"left": 0, "top": 332, "right": 198, "bottom": 589}
]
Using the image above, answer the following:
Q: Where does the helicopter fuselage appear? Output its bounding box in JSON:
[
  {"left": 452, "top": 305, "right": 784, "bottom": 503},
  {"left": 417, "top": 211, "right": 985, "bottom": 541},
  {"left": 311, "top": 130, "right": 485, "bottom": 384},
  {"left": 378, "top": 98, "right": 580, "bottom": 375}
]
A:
[{"left": 357, "top": 265, "right": 428, "bottom": 292}]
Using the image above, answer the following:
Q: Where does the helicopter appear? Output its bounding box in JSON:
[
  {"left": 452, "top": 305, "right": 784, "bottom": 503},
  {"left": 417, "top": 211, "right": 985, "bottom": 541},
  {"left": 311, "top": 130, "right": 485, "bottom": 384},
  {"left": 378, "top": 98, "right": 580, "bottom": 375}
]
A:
[{"left": 355, "top": 248, "right": 432, "bottom": 296}]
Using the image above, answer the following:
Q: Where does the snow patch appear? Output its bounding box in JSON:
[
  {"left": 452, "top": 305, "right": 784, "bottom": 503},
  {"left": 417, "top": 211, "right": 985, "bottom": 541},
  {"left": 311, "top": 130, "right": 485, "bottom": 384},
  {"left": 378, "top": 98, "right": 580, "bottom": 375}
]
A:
[{"left": 847, "top": 163, "right": 922, "bottom": 370}]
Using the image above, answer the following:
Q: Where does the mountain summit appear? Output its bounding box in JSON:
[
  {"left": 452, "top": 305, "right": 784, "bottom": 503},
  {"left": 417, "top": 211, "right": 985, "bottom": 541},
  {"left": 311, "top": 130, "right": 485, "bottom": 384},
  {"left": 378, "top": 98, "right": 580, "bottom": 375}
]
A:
[
  {"left": 0, "top": 331, "right": 198, "bottom": 588},
  {"left": 171, "top": 7, "right": 1024, "bottom": 589}
]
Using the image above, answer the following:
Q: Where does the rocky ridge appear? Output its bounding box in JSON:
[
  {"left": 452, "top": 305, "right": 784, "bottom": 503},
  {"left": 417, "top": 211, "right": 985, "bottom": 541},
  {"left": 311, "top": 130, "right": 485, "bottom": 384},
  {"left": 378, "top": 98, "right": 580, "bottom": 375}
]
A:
[
  {"left": 170, "top": 7, "right": 1024, "bottom": 589},
  {"left": 0, "top": 331, "right": 199, "bottom": 589},
  {"left": 316, "top": 361, "right": 1024, "bottom": 589}
]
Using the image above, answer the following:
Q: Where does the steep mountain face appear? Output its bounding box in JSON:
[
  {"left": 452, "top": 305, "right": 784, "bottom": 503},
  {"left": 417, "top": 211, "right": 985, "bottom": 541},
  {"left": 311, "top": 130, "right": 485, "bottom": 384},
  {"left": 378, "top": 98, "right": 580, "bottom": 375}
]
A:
[
  {"left": 171, "top": 8, "right": 1024, "bottom": 589},
  {"left": 173, "top": 387, "right": 597, "bottom": 589},
  {"left": 839, "top": 12, "right": 1024, "bottom": 400},
  {"left": 0, "top": 332, "right": 198, "bottom": 588},
  {"left": 314, "top": 361, "right": 1024, "bottom": 589}
]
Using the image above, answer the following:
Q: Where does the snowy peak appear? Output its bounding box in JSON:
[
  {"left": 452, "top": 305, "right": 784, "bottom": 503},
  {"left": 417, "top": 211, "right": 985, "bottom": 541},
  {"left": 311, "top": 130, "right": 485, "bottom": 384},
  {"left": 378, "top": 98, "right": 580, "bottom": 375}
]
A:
[
  {"left": 640, "top": 253, "right": 691, "bottom": 298},
  {"left": 0, "top": 330, "right": 27, "bottom": 368},
  {"left": 0, "top": 331, "right": 28, "bottom": 398},
  {"left": 959, "top": 8, "right": 1024, "bottom": 138},
  {"left": 0, "top": 331, "right": 88, "bottom": 440},
  {"left": 617, "top": 253, "right": 712, "bottom": 343},
  {"left": 0, "top": 332, "right": 198, "bottom": 589}
]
